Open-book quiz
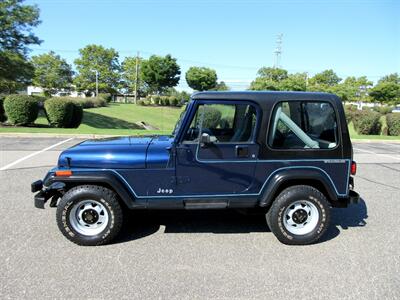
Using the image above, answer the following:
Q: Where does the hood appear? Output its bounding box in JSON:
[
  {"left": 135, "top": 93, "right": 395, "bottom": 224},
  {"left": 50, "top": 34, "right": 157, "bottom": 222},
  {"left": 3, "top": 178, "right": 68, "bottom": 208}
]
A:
[{"left": 58, "top": 136, "right": 153, "bottom": 169}]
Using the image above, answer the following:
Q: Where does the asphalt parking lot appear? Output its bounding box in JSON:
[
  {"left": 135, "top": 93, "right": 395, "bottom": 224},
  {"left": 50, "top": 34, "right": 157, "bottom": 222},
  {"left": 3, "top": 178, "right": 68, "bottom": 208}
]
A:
[{"left": 0, "top": 136, "right": 399, "bottom": 299}]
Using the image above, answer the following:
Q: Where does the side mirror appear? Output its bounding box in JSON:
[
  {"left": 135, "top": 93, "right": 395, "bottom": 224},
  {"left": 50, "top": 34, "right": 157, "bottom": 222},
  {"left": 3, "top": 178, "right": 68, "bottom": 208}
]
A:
[{"left": 200, "top": 133, "right": 211, "bottom": 147}]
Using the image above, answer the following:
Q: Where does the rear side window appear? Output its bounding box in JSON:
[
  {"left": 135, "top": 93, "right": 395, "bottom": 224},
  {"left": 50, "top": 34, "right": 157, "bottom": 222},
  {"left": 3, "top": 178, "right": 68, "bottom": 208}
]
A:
[{"left": 268, "top": 101, "right": 338, "bottom": 149}]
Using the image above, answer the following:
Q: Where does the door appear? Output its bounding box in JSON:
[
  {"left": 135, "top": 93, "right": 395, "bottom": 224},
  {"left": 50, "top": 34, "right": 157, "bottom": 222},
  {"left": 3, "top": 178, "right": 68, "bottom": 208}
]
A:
[{"left": 175, "top": 101, "right": 260, "bottom": 196}]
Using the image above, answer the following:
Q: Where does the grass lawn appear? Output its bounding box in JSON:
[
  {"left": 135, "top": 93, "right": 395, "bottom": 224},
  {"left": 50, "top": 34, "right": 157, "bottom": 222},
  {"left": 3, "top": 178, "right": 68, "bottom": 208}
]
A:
[
  {"left": 0, "top": 103, "right": 183, "bottom": 136},
  {"left": 0, "top": 103, "right": 399, "bottom": 140}
]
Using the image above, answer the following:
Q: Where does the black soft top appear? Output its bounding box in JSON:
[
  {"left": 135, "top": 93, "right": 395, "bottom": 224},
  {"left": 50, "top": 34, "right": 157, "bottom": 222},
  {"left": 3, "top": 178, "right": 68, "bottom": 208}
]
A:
[{"left": 191, "top": 91, "right": 341, "bottom": 107}]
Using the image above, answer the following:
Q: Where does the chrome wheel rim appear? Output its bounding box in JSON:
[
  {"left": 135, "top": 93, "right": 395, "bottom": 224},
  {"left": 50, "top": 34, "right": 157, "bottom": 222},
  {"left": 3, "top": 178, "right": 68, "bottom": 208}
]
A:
[
  {"left": 69, "top": 200, "right": 109, "bottom": 236},
  {"left": 283, "top": 200, "right": 319, "bottom": 235}
]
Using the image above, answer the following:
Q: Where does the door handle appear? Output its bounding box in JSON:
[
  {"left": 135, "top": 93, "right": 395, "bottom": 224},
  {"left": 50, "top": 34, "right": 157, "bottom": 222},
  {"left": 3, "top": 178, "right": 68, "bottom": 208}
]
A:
[{"left": 235, "top": 145, "right": 249, "bottom": 158}]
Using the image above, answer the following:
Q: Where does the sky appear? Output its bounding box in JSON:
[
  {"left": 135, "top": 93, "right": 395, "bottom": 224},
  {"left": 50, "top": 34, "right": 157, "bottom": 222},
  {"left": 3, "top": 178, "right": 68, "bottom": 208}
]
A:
[{"left": 26, "top": 0, "right": 399, "bottom": 91}]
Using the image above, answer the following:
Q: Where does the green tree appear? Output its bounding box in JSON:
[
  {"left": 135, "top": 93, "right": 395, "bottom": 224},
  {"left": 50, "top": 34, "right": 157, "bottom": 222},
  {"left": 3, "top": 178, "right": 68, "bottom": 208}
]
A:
[
  {"left": 369, "top": 82, "right": 400, "bottom": 104},
  {"left": 257, "top": 67, "right": 288, "bottom": 81},
  {"left": 0, "top": 51, "right": 34, "bottom": 93},
  {"left": 31, "top": 51, "right": 73, "bottom": 96},
  {"left": 280, "top": 73, "right": 307, "bottom": 91},
  {"left": 121, "top": 56, "right": 148, "bottom": 96},
  {"left": 74, "top": 44, "right": 121, "bottom": 95},
  {"left": 308, "top": 69, "right": 341, "bottom": 89},
  {"left": 0, "top": 0, "right": 41, "bottom": 93},
  {"left": 185, "top": 67, "right": 217, "bottom": 91},
  {"left": 141, "top": 54, "right": 180, "bottom": 94},
  {"left": 212, "top": 81, "right": 229, "bottom": 91},
  {"left": 250, "top": 78, "right": 279, "bottom": 91},
  {"left": 339, "top": 76, "right": 373, "bottom": 101},
  {"left": 370, "top": 73, "right": 400, "bottom": 104},
  {"left": 378, "top": 73, "right": 400, "bottom": 84},
  {"left": 249, "top": 67, "right": 288, "bottom": 90}
]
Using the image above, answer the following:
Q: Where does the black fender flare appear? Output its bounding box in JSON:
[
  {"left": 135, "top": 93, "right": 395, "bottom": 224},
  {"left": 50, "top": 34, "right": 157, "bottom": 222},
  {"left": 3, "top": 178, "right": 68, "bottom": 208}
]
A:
[
  {"left": 258, "top": 168, "right": 339, "bottom": 207},
  {"left": 43, "top": 171, "right": 145, "bottom": 209}
]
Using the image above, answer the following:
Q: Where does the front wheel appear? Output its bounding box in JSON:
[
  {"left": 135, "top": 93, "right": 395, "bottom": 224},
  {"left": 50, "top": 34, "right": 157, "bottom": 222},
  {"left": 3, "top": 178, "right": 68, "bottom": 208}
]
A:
[
  {"left": 266, "top": 185, "right": 330, "bottom": 245},
  {"left": 56, "top": 185, "right": 123, "bottom": 246}
]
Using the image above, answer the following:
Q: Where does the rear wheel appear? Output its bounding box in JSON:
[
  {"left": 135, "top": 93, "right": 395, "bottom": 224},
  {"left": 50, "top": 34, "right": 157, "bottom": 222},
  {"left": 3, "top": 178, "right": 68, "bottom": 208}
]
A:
[
  {"left": 56, "top": 185, "right": 123, "bottom": 246},
  {"left": 266, "top": 185, "right": 330, "bottom": 245}
]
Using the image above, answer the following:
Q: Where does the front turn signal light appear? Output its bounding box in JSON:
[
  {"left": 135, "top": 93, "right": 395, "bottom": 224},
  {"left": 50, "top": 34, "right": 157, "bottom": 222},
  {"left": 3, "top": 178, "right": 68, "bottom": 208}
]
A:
[{"left": 55, "top": 170, "right": 72, "bottom": 177}]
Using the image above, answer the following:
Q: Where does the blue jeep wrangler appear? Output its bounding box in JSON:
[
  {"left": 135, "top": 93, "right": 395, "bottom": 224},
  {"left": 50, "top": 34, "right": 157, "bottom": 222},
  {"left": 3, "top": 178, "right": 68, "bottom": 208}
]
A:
[{"left": 32, "top": 91, "right": 359, "bottom": 245}]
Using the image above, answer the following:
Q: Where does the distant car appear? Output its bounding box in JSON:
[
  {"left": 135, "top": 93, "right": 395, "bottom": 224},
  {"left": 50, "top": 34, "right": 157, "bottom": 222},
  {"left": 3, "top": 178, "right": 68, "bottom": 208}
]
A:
[
  {"left": 392, "top": 108, "right": 400, "bottom": 113},
  {"left": 32, "top": 91, "right": 360, "bottom": 246}
]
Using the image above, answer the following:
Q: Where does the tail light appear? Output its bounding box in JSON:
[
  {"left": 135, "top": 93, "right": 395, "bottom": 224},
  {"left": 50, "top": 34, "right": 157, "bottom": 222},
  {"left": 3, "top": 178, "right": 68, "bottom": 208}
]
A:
[{"left": 350, "top": 161, "right": 357, "bottom": 175}]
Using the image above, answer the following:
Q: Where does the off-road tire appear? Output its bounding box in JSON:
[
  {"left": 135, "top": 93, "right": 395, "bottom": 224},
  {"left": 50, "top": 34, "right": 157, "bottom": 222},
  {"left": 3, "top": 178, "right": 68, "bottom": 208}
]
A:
[
  {"left": 266, "top": 185, "right": 330, "bottom": 245},
  {"left": 56, "top": 185, "right": 123, "bottom": 246}
]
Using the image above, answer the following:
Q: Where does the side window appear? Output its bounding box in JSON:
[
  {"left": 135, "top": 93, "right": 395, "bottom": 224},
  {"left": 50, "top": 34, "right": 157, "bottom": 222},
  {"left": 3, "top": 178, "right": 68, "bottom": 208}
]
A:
[
  {"left": 183, "top": 103, "right": 257, "bottom": 143},
  {"left": 268, "top": 101, "right": 338, "bottom": 149}
]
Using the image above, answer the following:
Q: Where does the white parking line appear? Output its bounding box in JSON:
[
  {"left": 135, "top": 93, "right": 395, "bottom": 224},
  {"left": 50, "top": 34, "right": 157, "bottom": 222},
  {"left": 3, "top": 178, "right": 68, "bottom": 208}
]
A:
[
  {"left": 353, "top": 147, "right": 400, "bottom": 161},
  {"left": 0, "top": 138, "right": 74, "bottom": 171}
]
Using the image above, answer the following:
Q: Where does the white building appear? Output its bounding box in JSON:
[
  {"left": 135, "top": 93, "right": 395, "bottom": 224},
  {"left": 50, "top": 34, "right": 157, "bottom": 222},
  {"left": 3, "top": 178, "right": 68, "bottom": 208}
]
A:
[{"left": 27, "top": 86, "right": 86, "bottom": 98}]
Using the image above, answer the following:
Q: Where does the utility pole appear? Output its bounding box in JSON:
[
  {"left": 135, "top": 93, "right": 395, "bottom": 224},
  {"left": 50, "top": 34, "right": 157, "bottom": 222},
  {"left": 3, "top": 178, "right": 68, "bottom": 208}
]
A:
[
  {"left": 134, "top": 51, "right": 140, "bottom": 104},
  {"left": 273, "top": 34, "right": 283, "bottom": 68},
  {"left": 95, "top": 70, "right": 99, "bottom": 97}
]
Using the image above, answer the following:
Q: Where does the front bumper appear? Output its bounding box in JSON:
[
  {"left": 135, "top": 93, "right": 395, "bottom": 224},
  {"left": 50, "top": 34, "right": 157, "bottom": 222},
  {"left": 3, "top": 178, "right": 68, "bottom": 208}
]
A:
[
  {"left": 32, "top": 178, "right": 64, "bottom": 209},
  {"left": 31, "top": 180, "right": 43, "bottom": 193},
  {"left": 34, "top": 190, "right": 52, "bottom": 209}
]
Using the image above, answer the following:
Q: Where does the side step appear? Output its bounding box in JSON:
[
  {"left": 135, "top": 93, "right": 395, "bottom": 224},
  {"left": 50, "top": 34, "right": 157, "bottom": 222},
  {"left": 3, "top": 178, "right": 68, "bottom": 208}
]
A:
[{"left": 184, "top": 200, "right": 228, "bottom": 210}]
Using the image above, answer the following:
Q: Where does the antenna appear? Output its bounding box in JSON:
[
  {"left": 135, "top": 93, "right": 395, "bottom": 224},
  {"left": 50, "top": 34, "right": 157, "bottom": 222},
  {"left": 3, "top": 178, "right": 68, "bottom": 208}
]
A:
[{"left": 273, "top": 33, "right": 283, "bottom": 68}]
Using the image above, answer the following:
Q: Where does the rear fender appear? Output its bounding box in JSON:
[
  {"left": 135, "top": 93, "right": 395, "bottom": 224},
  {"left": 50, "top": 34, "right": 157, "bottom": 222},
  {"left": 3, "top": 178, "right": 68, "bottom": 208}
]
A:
[{"left": 259, "top": 168, "right": 340, "bottom": 207}]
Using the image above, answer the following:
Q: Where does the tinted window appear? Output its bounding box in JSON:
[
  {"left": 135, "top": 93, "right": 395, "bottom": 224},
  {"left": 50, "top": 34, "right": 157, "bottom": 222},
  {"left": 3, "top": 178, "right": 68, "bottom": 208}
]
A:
[
  {"left": 268, "top": 101, "right": 338, "bottom": 149},
  {"left": 183, "top": 103, "right": 257, "bottom": 143}
]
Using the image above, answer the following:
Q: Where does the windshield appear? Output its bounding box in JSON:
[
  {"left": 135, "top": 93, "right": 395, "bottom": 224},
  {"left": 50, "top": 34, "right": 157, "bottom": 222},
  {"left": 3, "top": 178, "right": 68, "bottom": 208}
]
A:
[{"left": 172, "top": 103, "right": 189, "bottom": 137}]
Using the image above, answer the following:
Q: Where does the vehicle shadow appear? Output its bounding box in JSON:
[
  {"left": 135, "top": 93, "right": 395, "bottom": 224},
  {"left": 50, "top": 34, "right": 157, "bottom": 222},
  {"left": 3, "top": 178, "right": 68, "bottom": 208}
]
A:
[
  {"left": 320, "top": 197, "right": 368, "bottom": 243},
  {"left": 115, "top": 199, "right": 368, "bottom": 245},
  {"left": 114, "top": 209, "right": 269, "bottom": 244}
]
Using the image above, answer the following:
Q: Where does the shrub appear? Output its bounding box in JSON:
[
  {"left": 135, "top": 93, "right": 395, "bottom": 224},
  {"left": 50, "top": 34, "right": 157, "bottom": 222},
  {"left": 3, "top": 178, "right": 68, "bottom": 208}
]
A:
[
  {"left": 386, "top": 113, "right": 400, "bottom": 136},
  {"left": 44, "top": 97, "right": 84, "bottom": 128},
  {"left": 372, "top": 106, "right": 393, "bottom": 115},
  {"left": 361, "top": 106, "right": 373, "bottom": 111},
  {"left": 169, "top": 96, "right": 180, "bottom": 107},
  {"left": 61, "top": 97, "right": 107, "bottom": 108},
  {"left": 352, "top": 110, "right": 382, "bottom": 135},
  {"left": 165, "top": 96, "right": 172, "bottom": 106},
  {"left": 137, "top": 99, "right": 147, "bottom": 106},
  {"left": 0, "top": 94, "right": 6, "bottom": 122},
  {"left": 4, "top": 95, "right": 39, "bottom": 125},
  {"left": 45, "top": 98, "right": 74, "bottom": 128},
  {"left": 98, "top": 93, "right": 112, "bottom": 103},
  {"left": 163, "top": 89, "right": 191, "bottom": 103},
  {"left": 344, "top": 106, "right": 355, "bottom": 124},
  {"left": 152, "top": 95, "right": 161, "bottom": 105},
  {"left": 159, "top": 96, "right": 167, "bottom": 106}
]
